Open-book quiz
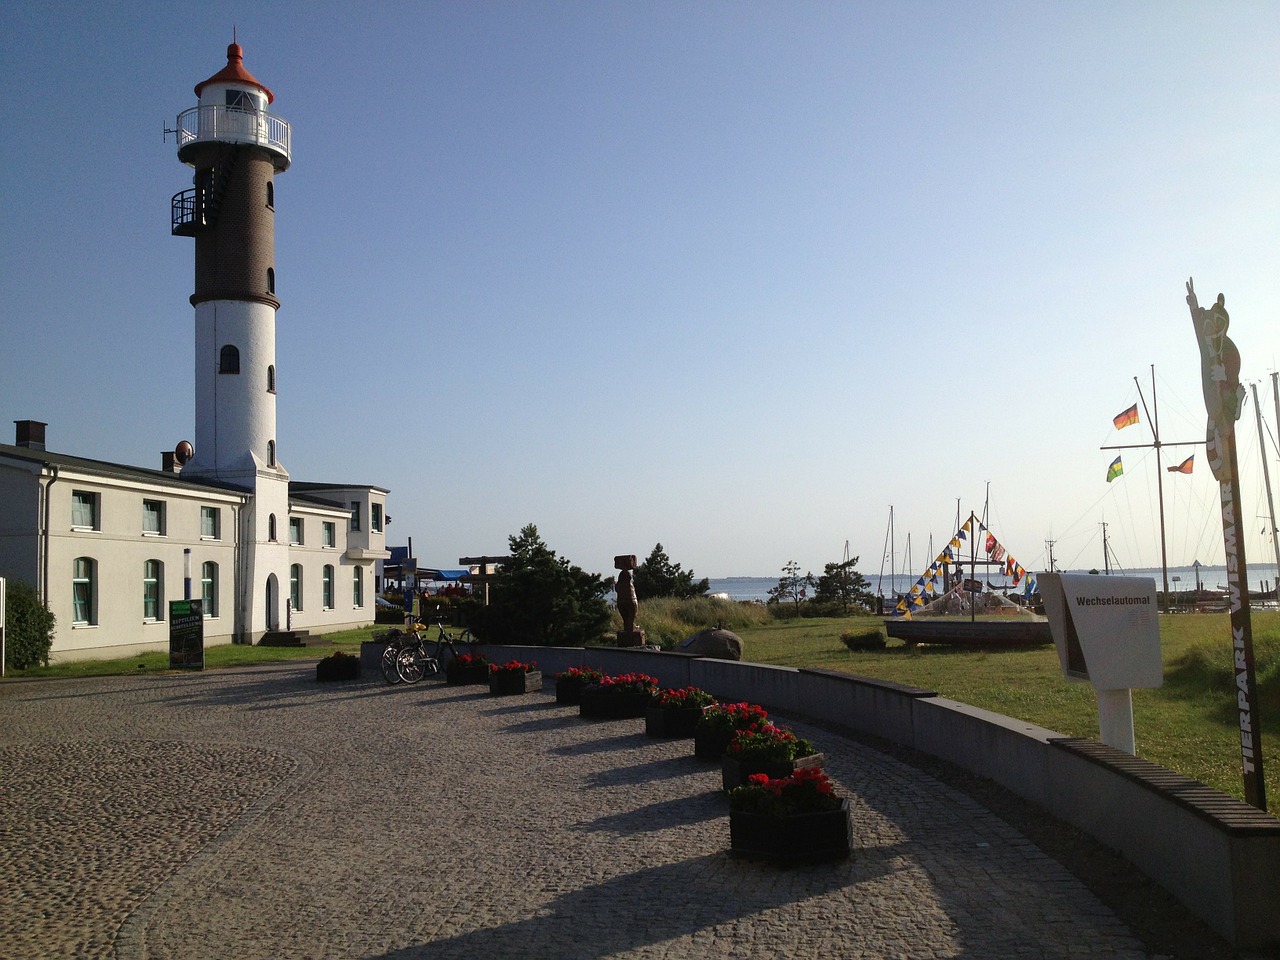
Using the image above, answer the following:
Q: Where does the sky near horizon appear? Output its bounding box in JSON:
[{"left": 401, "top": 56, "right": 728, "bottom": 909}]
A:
[{"left": 2, "top": 2, "right": 1278, "bottom": 583}]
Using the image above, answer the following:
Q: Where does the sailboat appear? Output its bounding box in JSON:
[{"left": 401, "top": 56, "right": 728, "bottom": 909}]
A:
[{"left": 883, "top": 509, "right": 1051, "bottom": 648}]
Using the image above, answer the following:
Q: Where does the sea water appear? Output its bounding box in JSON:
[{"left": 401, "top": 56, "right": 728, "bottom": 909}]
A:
[{"left": 707, "top": 564, "right": 1270, "bottom": 602}]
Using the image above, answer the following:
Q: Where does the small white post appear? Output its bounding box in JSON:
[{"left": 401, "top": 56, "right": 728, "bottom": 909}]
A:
[
  {"left": 1, "top": 576, "right": 6, "bottom": 678},
  {"left": 1096, "top": 688, "right": 1136, "bottom": 754}
]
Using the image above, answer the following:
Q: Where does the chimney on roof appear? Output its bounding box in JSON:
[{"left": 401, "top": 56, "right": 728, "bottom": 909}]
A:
[
  {"left": 162, "top": 451, "right": 182, "bottom": 473},
  {"left": 14, "top": 420, "right": 47, "bottom": 450}
]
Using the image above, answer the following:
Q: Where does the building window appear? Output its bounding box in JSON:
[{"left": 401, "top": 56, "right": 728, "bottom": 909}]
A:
[
  {"left": 267, "top": 267, "right": 275, "bottom": 294},
  {"left": 322, "top": 521, "right": 335, "bottom": 547},
  {"left": 219, "top": 345, "right": 240, "bottom": 374},
  {"left": 143, "top": 559, "right": 163, "bottom": 621},
  {"left": 142, "top": 499, "right": 166, "bottom": 536},
  {"left": 71, "top": 491, "right": 99, "bottom": 530},
  {"left": 289, "top": 517, "right": 303, "bottom": 545},
  {"left": 353, "top": 567, "right": 364, "bottom": 608},
  {"left": 200, "top": 506, "right": 221, "bottom": 539},
  {"left": 322, "top": 564, "right": 334, "bottom": 609},
  {"left": 266, "top": 180, "right": 274, "bottom": 208},
  {"left": 267, "top": 364, "right": 276, "bottom": 393},
  {"left": 267, "top": 439, "right": 276, "bottom": 467},
  {"left": 73, "top": 557, "right": 96, "bottom": 625},
  {"left": 226, "top": 89, "right": 264, "bottom": 111},
  {"left": 202, "top": 562, "right": 219, "bottom": 618},
  {"left": 350, "top": 502, "right": 361, "bottom": 531},
  {"left": 372, "top": 503, "right": 383, "bottom": 533},
  {"left": 268, "top": 514, "right": 277, "bottom": 541},
  {"left": 290, "top": 564, "right": 303, "bottom": 612}
]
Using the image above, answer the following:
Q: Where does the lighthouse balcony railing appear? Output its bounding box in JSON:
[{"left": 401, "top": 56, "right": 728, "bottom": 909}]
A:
[
  {"left": 175, "top": 105, "right": 291, "bottom": 163},
  {"left": 171, "top": 188, "right": 200, "bottom": 236}
]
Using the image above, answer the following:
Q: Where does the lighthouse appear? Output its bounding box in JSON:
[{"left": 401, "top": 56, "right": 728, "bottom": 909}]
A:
[
  {"left": 170, "top": 42, "right": 293, "bottom": 637},
  {"left": 171, "top": 41, "right": 289, "bottom": 482}
]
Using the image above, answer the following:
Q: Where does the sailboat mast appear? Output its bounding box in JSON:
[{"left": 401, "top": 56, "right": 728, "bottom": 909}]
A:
[
  {"left": 1250, "top": 381, "right": 1280, "bottom": 590},
  {"left": 1102, "top": 521, "right": 1110, "bottom": 575},
  {"left": 877, "top": 507, "right": 892, "bottom": 599},
  {"left": 890, "top": 506, "right": 896, "bottom": 597}
]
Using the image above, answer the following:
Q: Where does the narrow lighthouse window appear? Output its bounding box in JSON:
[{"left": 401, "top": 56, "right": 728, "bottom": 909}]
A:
[
  {"left": 267, "top": 268, "right": 275, "bottom": 294},
  {"left": 266, "top": 181, "right": 274, "bottom": 208},
  {"left": 267, "top": 364, "right": 276, "bottom": 393},
  {"left": 219, "top": 345, "right": 240, "bottom": 374}
]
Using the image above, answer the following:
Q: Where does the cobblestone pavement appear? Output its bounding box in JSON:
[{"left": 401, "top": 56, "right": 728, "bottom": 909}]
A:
[{"left": 0, "top": 663, "right": 1209, "bottom": 958}]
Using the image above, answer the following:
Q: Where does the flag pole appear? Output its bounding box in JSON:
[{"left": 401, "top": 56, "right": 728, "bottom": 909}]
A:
[{"left": 1101, "top": 367, "right": 1201, "bottom": 611}]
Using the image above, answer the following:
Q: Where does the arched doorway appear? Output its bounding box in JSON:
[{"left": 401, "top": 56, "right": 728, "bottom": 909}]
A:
[{"left": 265, "top": 573, "right": 279, "bottom": 632}]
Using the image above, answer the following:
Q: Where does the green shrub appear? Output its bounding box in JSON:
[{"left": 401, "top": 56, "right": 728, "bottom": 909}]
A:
[
  {"left": 4, "top": 579, "right": 55, "bottom": 670},
  {"left": 840, "top": 627, "right": 886, "bottom": 652}
]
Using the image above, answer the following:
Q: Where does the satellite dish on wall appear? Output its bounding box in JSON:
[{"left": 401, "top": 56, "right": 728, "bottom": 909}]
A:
[{"left": 174, "top": 441, "right": 194, "bottom": 465}]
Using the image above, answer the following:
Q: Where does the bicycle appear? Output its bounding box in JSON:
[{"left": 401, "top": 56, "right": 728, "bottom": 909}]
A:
[
  {"left": 396, "top": 621, "right": 466, "bottom": 683},
  {"left": 377, "top": 620, "right": 427, "bottom": 684}
]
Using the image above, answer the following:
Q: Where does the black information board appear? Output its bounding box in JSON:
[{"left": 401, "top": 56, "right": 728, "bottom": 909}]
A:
[{"left": 168, "top": 599, "right": 204, "bottom": 670}]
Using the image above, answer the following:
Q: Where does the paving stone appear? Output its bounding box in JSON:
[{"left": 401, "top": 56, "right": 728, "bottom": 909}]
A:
[{"left": 0, "top": 663, "right": 1191, "bottom": 958}]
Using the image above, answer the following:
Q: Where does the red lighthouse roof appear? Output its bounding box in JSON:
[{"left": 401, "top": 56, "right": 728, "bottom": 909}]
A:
[{"left": 194, "top": 42, "right": 275, "bottom": 103}]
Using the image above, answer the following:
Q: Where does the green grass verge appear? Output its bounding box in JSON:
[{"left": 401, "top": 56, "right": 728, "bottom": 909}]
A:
[{"left": 5, "top": 627, "right": 380, "bottom": 679}]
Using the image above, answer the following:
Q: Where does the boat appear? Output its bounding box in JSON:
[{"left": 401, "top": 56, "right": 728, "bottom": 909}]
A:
[{"left": 884, "top": 509, "right": 1050, "bottom": 648}]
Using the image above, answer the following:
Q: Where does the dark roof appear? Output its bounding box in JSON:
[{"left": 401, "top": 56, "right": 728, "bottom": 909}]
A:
[
  {"left": 0, "top": 443, "right": 249, "bottom": 496},
  {"left": 289, "top": 481, "right": 391, "bottom": 495}
]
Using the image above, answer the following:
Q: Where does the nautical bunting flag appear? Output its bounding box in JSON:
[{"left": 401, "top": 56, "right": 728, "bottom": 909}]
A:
[
  {"left": 1167, "top": 455, "right": 1194, "bottom": 474},
  {"left": 1113, "top": 404, "right": 1139, "bottom": 429},
  {"left": 1106, "top": 455, "right": 1124, "bottom": 482}
]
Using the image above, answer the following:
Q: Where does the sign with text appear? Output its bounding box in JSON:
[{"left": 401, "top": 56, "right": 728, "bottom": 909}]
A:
[
  {"left": 168, "top": 599, "right": 204, "bottom": 670},
  {"left": 1038, "top": 573, "right": 1162, "bottom": 689}
]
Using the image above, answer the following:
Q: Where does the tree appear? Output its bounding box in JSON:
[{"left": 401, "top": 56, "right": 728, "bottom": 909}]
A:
[
  {"left": 767, "top": 560, "right": 816, "bottom": 615},
  {"left": 481, "top": 524, "right": 612, "bottom": 647},
  {"left": 3, "top": 578, "right": 55, "bottom": 670},
  {"left": 814, "top": 557, "right": 875, "bottom": 614},
  {"left": 634, "top": 543, "right": 709, "bottom": 601}
]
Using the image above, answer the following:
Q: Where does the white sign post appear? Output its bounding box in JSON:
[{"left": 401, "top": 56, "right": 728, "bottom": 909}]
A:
[
  {"left": 1038, "top": 573, "right": 1163, "bottom": 754},
  {"left": 1, "top": 577, "right": 6, "bottom": 678}
]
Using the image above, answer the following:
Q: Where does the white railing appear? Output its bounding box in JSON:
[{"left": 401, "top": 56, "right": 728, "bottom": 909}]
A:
[{"left": 175, "top": 105, "right": 291, "bottom": 162}]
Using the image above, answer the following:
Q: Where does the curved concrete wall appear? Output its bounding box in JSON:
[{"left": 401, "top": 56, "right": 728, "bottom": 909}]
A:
[{"left": 455, "top": 643, "right": 1280, "bottom": 950}]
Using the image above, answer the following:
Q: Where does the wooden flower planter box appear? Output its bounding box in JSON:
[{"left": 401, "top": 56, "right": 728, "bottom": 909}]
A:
[
  {"left": 578, "top": 689, "right": 653, "bottom": 720},
  {"left": 489, "top": 669, "right": 543, "bottom": 696},
  {"left": 315, "top": 654, "right": 361, "bottom": 682},
  {"left": 446, "top": 661, "right": 489, "bottom": 686},
  {"left": 555, "top": 677, "right": 592, "bottom": 705},
  {"left": 721, "top": 752, "right": 825, "bottom": 793},
  {"left": 694, "top": 727, "right": 736, "bottom": 761},
  {"left": 729, "top": 799, "right": 852, "bottom": 865},
  {"left": 645, "top": 706, "right": 703, "bottom": 739}
]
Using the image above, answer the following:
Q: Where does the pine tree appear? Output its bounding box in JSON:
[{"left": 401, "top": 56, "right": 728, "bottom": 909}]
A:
[{"left": 635, "top": 543, "right": 709, "bottom": 601}]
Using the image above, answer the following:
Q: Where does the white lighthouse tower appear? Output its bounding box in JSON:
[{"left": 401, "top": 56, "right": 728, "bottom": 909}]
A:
[{"left": 171, "top": 42, "right": 292, "bottom": 639}]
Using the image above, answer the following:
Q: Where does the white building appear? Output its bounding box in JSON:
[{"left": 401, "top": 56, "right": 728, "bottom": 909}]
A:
[{"left": 0, "top": 43, "right": 390, "bottom": 662}]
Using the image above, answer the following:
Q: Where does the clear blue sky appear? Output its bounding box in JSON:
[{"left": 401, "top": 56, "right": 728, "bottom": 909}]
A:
[{"left": 3, "top": 1, "right": 1278, "bottom": 583}]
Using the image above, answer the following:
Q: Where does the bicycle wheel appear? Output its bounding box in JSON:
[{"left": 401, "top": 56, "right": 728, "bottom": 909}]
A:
[
  {"left": 397, "top": 650, "right": 425, "bottom": 684},
  {"left": 380, "top": 643, "right": 403, "bottom": 684}
]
